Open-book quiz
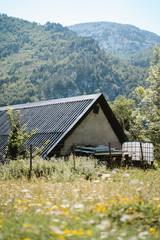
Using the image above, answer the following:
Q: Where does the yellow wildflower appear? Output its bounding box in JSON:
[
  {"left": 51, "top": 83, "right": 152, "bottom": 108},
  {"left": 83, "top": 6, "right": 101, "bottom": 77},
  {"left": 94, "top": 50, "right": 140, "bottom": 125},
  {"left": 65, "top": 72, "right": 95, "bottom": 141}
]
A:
[
  {"left": 58, "top": 235, "right": 65, "bottom": 239},
  {"left": 63, "top": 229, "right": 70, "bottom": 235},
  {"left": 22, "top": 206, "right": 28, "bottom": 210},
  {"left": 23, "top": 224, "right": 31, "bottom": 228},
  {"left": 102, "top": 208, "right": 107, "bottom": 213},
  {"left": 111, "top": 199, "right": 116, "bottom": 203},
  {"left": 14, "top": 205, "right": 19, "bottom": 210},
  {"left": 150, "top": 228, "right": 157, "bottom": 236},
  {"left": 149, "top": 227, "right": 155, "bottom": 233},
  {"left": 86, "top": 230, "right": 92, "bottom": 236},
  {"left": 8, "top": 107, "right": 13, "bottom": 110},
  {"left": 71, "top": 230, "right": 78, "bottom": 235},
  {"left": 62, "top": 210, "right": 69, "bottom": 215},
  {"left": 78, "top": 228, "right": 84, "bottom": 235},
  {"left": 79, "top": 228, "right": 83, "bottom": 232},
  {"left": 0, "top": 225, "right": 3, "bottom": 229}
]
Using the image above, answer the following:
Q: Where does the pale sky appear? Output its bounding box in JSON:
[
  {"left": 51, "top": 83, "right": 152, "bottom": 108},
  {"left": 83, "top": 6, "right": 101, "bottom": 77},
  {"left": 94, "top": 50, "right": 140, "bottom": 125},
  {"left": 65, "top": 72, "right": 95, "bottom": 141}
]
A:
[{"left": 0, "top": 0, "right": 160, "bottom": 35}]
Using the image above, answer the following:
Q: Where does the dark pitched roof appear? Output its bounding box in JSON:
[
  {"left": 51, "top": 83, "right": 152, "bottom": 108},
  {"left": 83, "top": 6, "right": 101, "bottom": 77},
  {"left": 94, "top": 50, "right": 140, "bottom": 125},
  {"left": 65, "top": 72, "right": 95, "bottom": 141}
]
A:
[{"left": 0, "top": 94, "right": 127, "bottom": 159}]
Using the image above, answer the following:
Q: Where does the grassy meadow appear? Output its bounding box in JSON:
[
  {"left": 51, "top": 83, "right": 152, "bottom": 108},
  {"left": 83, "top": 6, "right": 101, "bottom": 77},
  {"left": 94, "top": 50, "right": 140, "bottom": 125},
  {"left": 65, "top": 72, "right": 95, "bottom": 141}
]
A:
[{"left": 0, "top": 156, "right": 160, "bottom": 240}]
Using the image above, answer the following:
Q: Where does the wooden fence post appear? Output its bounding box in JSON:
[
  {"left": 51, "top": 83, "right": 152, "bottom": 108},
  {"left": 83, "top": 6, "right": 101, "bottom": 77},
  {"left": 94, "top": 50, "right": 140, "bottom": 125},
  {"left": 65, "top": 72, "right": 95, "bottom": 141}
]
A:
[
  {"left": 108, "top": 142, "right": 112, "bottom": 169},
  {"left": 121, "top": 154, "right": 124, "bottom": 168},
  {"left": 73, "top": 143, "right": 76, "bottom": 170},
  {"left": 140, "top": 142, "right": 144, "bottom": 170},
  {"left": 29, "top": 144, "right": 33, "bottom": 179}
]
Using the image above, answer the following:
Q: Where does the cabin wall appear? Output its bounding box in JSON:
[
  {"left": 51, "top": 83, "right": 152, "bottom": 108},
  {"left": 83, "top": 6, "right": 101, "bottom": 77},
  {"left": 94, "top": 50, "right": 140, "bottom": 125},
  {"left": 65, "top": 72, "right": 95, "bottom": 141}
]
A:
[{"left": 60, "top": 104, "right": 121, "bottom": 155}]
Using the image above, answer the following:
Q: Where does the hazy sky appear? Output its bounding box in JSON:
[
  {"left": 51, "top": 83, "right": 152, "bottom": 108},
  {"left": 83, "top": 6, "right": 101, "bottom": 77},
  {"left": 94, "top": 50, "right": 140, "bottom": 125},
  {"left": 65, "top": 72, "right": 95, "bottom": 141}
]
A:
[{"left": 0, "top": 0, "right": 160, "bottom": 35}]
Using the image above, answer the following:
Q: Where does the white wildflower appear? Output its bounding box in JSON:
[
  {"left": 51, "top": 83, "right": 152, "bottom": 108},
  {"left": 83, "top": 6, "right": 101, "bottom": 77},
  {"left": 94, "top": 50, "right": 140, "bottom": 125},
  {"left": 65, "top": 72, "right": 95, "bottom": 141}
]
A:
[
  {"left": 94, "top": 180, "right": 100, "bottom": 183},
  {"left": 82, "top": 219, "right": 95, "bottom": 224},
  {"left": 53, "top": 219, "right": 59, "bottom": 222},
  {"left": 120, "top": 214, "right": 132, "bottom": 222},
  {"left": 21, "top": 189, "right": 29, "bottom": 193},
  {"left": 101, "top": 174, "right": 111, "bottom": 180},
  {"left": 120, "top": 232, "right": 127, "bottom": 236},
  {"left": 100, "top": 232, "right": 109, "bottom": 239},
  {"left": 25, "top": 193, "right": 32, "bottom": 198},
  {"left": 130, "top": 237, "right": 138, "bottom": 240},
  {"left": 50, "top": 226, "right": 63, "bottom": 235},
  {"left": 138, "top": 231, "right": 149, "bottom": 240},
  {"left": 60, "top": 204, "right": 70, "bottom": 208},
  {"left": 73, "top": 203, "right": 84, "bottom": 209},
  {"left": 137, "top": 187, "right": 142, "bottom": 192},
  {"left": 35, "top": 209, "right": 42, "bottom": 214},
  {"left": 130, "top": 180, "right": 134, "bottom": 185},
  {"left": 96, "top": 220, "right": 111, "bottom": 230},
  {"left": 124, "top": 173, "right": 130, "bottom": 177}
]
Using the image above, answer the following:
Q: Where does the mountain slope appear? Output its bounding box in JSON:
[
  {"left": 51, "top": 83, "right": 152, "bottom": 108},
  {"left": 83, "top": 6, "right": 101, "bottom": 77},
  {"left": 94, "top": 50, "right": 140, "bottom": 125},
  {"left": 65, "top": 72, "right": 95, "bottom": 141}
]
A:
[
  {"left": 68, "top": 22, "right": 160, "bottom": 61},
  {"left": 0, "top": 14, "right": 146, "bottom": 106},
  {"left": 124, "top": 47, "right": 154, "bottom": 67}
]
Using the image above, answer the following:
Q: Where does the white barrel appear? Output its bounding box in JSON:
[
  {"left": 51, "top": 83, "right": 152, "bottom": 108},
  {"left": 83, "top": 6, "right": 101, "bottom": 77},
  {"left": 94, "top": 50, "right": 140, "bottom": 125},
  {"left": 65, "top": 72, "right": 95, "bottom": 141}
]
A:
[{"left": 122, "top": 142, "right": 154, "bottom": 164}]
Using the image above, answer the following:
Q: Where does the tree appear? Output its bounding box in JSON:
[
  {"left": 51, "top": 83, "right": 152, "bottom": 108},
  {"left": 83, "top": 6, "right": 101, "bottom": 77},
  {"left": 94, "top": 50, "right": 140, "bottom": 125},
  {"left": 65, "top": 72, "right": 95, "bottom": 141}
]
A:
[
  {"left": 6, "top": 108, "right": 36, "bottom": 160},
  {"left": 134, "top": 46, "right": 160, "bottom": 160},
  {"left": 110, "top": 95, "right": 145, "bottom": 141}
]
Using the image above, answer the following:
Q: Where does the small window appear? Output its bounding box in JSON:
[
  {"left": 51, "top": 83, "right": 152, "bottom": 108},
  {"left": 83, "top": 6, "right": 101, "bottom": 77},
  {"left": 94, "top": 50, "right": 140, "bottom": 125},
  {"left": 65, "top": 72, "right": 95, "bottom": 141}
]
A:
[{"left": 93, "top": 105, "right": 99, "bottom": 114}]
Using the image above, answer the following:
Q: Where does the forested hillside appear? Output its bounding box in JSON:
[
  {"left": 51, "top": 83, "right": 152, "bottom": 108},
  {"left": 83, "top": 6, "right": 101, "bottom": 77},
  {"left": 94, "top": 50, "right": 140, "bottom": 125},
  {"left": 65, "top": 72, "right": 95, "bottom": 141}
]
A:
[
  {"left": 0, "top": 14, "right": 147, "bottom": 106},
  {"left": 124, "top": 47, "right": 154, "bottom": 68},
  {"left": 69, "top": 22, "right": 160, "bottom": 67}
]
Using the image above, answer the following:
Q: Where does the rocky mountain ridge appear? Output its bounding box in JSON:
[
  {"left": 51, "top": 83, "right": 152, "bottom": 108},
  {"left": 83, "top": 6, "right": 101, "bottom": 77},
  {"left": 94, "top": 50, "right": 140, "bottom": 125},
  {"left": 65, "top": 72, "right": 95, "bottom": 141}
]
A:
[{"left": 68, "top": 22, "right": 160, "bottom": 60}]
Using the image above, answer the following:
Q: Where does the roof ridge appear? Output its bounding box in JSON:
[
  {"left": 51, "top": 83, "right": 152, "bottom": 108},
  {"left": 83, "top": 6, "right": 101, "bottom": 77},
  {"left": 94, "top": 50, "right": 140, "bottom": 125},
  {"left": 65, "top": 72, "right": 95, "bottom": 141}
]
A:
[{"left": 0, "top": 93, "right": 102, "bottom": 111}]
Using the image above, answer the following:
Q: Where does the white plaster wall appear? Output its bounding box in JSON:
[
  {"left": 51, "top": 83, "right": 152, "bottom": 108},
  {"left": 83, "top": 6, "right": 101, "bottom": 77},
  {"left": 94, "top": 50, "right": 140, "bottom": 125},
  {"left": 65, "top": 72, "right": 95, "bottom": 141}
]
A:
[{"left": 60, "top": 104, "right": 121, "bottom": 155}]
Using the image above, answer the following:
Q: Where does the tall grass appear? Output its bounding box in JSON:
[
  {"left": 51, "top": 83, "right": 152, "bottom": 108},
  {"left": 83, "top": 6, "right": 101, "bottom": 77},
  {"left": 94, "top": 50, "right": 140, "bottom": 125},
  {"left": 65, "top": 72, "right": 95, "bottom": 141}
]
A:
[
  {"left": 0, "top": 156, "right": 106, "bottom": 181},
  {"left": 1, "top": 157, "right": 160, "bottom": 239}
]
